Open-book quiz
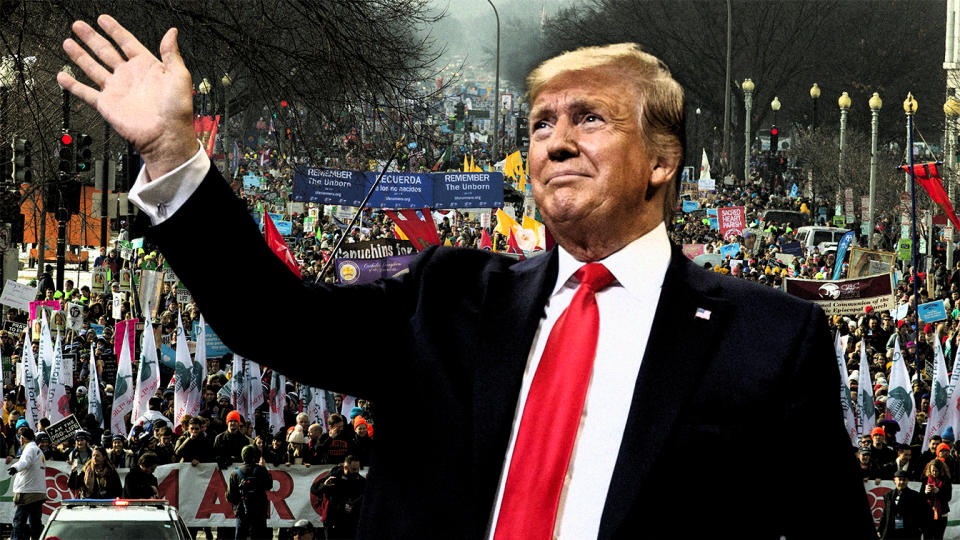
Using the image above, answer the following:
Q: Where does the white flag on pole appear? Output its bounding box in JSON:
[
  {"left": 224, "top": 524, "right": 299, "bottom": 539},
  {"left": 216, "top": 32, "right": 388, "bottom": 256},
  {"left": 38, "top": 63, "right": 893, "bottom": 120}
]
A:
[
  {"left": 835, "top": 332, "right": 858, "bottom": 446},
  {"left": 186, "top": 316, "right": 208, "bottom": 417},
  {"left": 887, "top": 336, "right": 916, "bottom": 445},
  {"left": 132, "top": 317, "right": 160, "bottom": 423},
  {"left": 231, "top": 355, "right": 248, "bottom": 420},
  {"left": 699, "top": 149, "right": 711, "bottom": 180},
  {"left": 301, "top": 386, "right": 328, "bottom": 428},
  {"left": 173, "top": 313, "right": 194, "bottom": 426},
  {"left": 267, "top": 370, "right": 286, "bottom": 435},
  {"left": 37, "top": 311, "right": 54, "bottom": 419},
  {"left": 44, "top": 333, "right": 69, "bottom": 423},
  {"left": 925, "top": 331, "right": 951, "bottom": 449},
  {"left": 858, "top": 341, "right": 875, "bottom": 438},
  {"left": 111, "top": 323, "right": 135, "bottom": 436},
  {"left": 246, "top": 359, "right": 263, "bottom": 423},
  {"left": 88, "top": 345, "right": 103, "bottom": 428},
  {"left": 948, "top": 339, "right": 960, "bottom": 436},
  {"left": 20, "top": 339, "right": 40, "bottom": 430}
]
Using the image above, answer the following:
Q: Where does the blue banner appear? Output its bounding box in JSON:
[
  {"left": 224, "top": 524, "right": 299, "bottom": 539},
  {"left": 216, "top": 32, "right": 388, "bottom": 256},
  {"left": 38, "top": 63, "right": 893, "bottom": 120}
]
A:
[
  {"left": 292, "top": 168, "right": 366, "bottom": 206},
  {"left": 433, "top": 172, "right": 504, "bottom": 208},
  {"left": 682, "top": 200, "right": 700, "bottom": 213},
  {"left": 832, "top": 230, "right": 856, "bottom": 280},
  {"left": 708, "top": 217, "right": 719, "bottom": 230},
  {"left": 292, "top": 168, "right": 504, "bottom": 209},
  {"left": 243, "top": 173, "right": 261, "bottom": 190},
  {"left": 335, "top": 254, "right": 419, "bottom": 285},
  {"left": 366, "top": 172, "right": 433, "bottom": 209},
  {"left": 192, "top": 321, "right": 231, "bottom": 357},
  {"left": 781, "top": 242, "right": 803, "bottom": 257},
  {"left": 918, "top": 300, "right": 948, "bottom": 323},
  {"left": 274, "top": 221, "right": 292, "bottom": 235},
  {"left": 790, "top": 183, "right": 798, "bottom": 198}
]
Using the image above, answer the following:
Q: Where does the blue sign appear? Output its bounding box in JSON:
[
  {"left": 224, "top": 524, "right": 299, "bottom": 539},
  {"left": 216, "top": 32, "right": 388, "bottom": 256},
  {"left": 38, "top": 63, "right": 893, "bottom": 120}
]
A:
[
  {"left": 192, "top": 321, "right": 231, "bottom": 357},
  {"left": 708, "top": 217, "right": 719, "bottom": 230},
  {"left": 243, "top": 174, "right": 261, "bottom": 190},
  {"left": 292, "top": 168, "right": 366, "bottom": 206},
  {"left": 432, "top": 172, "right": 504, "bottom": 208},
  {"left": 159, "top": 344, "right": 176, "bottom": 370},
  {"left": 781, "top": 242, "right": 803, "bottom": 257},
  {"left": 832, "top": 230, "right": 856, "bottom": 280},
  {"left": 274, "top": 220, "right": 292, "bottom": 235},
  {"left": 790, "top": 183, "right": 798, "bottom": 198},
  {"left": 682, "top": 200, "right": 700, "bottom": 213},
  {"left": 706, "top": 209, "right": 718, "bottom": 217},
  {"left": 366, "top": 172, "right": 433, "bottom": 209},
  {"left": 719, "top": 243, "right": 740, "bottom": 259},
  {"left": 268, "top": 212, "right": 283, "bottom": 223},
  {"left": 918, "top": 300, "right": 948, "bottom": 323}
]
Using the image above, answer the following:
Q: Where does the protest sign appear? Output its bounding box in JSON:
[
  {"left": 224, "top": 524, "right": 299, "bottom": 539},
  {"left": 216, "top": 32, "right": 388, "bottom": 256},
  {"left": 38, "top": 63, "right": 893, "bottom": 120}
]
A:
[
  {"left": 3, "top": 321, "right": 26, "bottom": 339},
  {"left": 335, "top": 254, "right": 418, "bottom": 285},
  {"left": 681, "top": 244, "right": 706, "bottom": 260},
  {"left": 894, "top": 303, "right": 910, "bottom": 321},
  {"left": 433, "top": 172, "right": 504, "bottom": 209},
  {"left": 45, "top": 414, "right": 81, "bottom": 446},
  {"left": 29, "top": 301, "right": 60, "bottom": 323},
  {"left": 682, "top": 200, "right": 700, "bottom": 213},
  {"left": 292, "top": 168, "right": 366, "bottom": 206},
  {"left": 693, "top": 253, "right": 722, "bottom": 268},
  {"left": 176, "top": 286, "right": 192, "bottom": 304},
  {"left": 785, "top": 274, "right": 895, "bottom": 316},
  {"left": 848, "top": 247, "right": 896, "bottom": 279},
  {"left": 918, "top": 300, "right": 948, "bottom": 323},
  {"left": 698, "top": 178, "right": 715, "bottom": 191},
  {"left": 898, "top": 239, "right": 913, "bottom": 261},
  {"left": 781, "top": 242, "right": 803, "bottom": 257},
  {"left": 139, "top": 270, "right": 164, "bottom": 318},
  {"left": 718, "top": 243, "right": 740, "bottom": 259},
  {"left": 112, "top": 293, "right": 123, "bottom": 320},
  {"left": 718, "top": 206, "right": 746, "bottom": 239},
  {"left": 65, "top": 303, "right": 83, "bottom": 332},
  {"left": 192, "top": 321, "right": 230, "bottom": 357},
  {"left": 366, "top": 172, "right": 433, "bottom": 209},
  {"left": 0, "top": 281, "right": 36, "bottom": 311},
  {"left": 274, "top": 221, "right": 292, "bottom": 235},
  {"left": 337, "top": 239, "right": 415, "bottom": 260},
  {"left": 92, "top": 267, "right": 108, "bottom": 294},
  {"left": 119, "top": 268, "right": 132, "bottom": 292}
]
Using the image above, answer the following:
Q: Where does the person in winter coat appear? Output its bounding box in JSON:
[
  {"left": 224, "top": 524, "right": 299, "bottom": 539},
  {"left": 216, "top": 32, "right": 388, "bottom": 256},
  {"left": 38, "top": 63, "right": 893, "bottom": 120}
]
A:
[
  {"left": 226, "top": 445, "right": 272, "bottom": 540},
  {"left": 8, "top": 428, "right": 45, "bottom": 540}
]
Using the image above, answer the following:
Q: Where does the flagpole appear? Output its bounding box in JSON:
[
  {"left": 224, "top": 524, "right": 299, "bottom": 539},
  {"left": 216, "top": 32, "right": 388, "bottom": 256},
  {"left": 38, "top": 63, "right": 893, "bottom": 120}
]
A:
[
  {"left": 905, "top": 93, "right": 919, "bottom": 326},
  {"left": 315, "top": 135, "right": 406, "bottom": 284}
]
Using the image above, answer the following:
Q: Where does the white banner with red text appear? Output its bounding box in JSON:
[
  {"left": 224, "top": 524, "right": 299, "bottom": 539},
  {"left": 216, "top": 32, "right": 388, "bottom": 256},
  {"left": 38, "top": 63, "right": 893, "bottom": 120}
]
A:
[{"left": 0, "top": 461, "right": 357, "bottom": 527}]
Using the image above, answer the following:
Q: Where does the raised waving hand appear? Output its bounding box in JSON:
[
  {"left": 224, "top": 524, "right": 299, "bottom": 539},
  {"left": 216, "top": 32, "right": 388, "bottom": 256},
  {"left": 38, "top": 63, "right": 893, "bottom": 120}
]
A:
[{"left": 57, "top": 15, "right": 198, "bottom": 179}]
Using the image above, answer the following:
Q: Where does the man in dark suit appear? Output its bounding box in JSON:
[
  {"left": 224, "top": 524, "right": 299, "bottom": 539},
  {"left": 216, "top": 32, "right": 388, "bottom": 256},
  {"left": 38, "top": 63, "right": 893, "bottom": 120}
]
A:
[
  {"left": 59, "top": 15, "right": 874, "bottom": 539},
  {"left": 878, "top": 469, "right": 930, "bottom": 539}
]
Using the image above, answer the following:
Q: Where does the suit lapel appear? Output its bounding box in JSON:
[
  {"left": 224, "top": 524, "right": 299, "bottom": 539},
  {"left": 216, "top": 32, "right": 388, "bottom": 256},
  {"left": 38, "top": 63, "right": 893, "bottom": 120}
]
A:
[
  {"left": 470, "top": 249, "right": 558, "bottom": 528},
  {"left": 598, "top": 250, "right": 730, "bottom": 536}
]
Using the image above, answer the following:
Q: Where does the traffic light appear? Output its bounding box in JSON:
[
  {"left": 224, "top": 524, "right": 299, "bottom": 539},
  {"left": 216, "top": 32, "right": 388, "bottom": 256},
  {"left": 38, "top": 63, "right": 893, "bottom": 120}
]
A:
[
  {"left": 11, "top": 138, "right": 31, "bottom": 183},
  {"left": 58, "top": 132, "right": 74, "bottom": 177},
  {"left": 455, "top": 102, "right": 465, "bottom": 121},
  {"left": 770, "top": 126, "right": 780, "bottom": 153},
  {"left": 75, "top": 133, "right": 93, "bottom": 176}
]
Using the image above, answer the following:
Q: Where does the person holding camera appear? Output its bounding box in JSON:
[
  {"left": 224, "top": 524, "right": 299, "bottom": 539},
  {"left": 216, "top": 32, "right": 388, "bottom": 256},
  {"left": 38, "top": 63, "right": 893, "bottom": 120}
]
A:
[{"left": 312, "top": 455, "right": 365, "bottom": 539}]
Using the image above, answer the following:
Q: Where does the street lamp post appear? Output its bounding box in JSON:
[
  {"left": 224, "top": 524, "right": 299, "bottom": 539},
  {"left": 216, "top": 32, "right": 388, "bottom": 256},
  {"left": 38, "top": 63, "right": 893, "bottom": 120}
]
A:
[
  {"left": 742, "top": 78, "right": 754, "bottom": 184},
  {"left": 904, "top": 92, "right": 919, "bottom": 316},
  {"left": 486, "top": 0, "right": 500, "bottom": 164},
  {"left": 868, "top": 93, "right": 882, "bottom": 249},
  {"left": 770, "top": 96, "right": 781, "bottom": 126},
  {"left": 810, "top": 83, "right": 821, "bottom": 131},
  {"left": 198, "top": 77, "right": 211, "bottom": 116},
  {"left": 838, "top": 91, "right": 851, "bottom": 183},
  {"left": 944, "top": 95, "right": 960, "bottom": 269},
  {"left": 695, "top": 107, "right": 701, "bottom": 163},
  {"left": 222, "top": 73, "right": 232, "bottom": 174}
]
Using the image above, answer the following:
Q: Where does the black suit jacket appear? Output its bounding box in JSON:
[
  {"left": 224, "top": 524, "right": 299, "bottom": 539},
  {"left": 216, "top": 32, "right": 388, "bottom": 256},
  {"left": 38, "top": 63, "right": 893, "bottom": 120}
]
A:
[
  {"left": 878, "top": 487, "right": 929, "bottom": 538},
  {"left": 139, "top": 165, "right": 875, "bottom": 539}
]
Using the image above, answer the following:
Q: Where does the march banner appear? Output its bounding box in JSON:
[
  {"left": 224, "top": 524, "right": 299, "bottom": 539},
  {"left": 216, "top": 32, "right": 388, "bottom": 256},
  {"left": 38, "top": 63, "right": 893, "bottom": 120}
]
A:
[
  {"left": 888, "top": 336, "right": 916, "bottom": 445},
  {"left": 20, "top": 342, "right": 40, "bottom": 430},
  {"left": 87, "top": 346, "right": 103, "bottom": 428},
  {"left": 834, "top": 333, "right": 858, "bottom": 446},
  {"left": 186, "top": 316, "right": 208, "bottom": 418},
  {"left": 174, "top": 314, "right": 196, "bottom": 425},
  {"left": 366, "top": 172, "right": 433, "bottom": 209},
  {"left": 925, "top": 331, "right": 951, "bottom": 449},
  {"left": 44, "top": 333, "right": 69, "bottom": 424},
  {"left": 432, "top": 172, "right": 504, "bottom": 208},
  {"left": 291, "top": 168, "right": 366, "bottom": 206},
  {"left": 132, "top": 317, "right": 160, "bottom": 423},
  {"left": 336, "top": 239, "right": 415, "bottom": 260},
  {"left": 858, "top": 342, "right": 875, "bottom": 437},
  {"left": 335, "top": 254, "right": 418, "bottom": 285},
  {"left": 111, "top": 324, "right": 135, "bottom": 436},
  {"left": 784, "top": 274, "right": 896, "bottom": 316}
]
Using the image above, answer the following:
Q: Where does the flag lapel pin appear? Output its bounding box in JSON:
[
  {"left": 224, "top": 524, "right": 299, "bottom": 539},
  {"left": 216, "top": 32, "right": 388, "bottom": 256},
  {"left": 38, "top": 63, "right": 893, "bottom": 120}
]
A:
[{"left": 695, "top": 308, "right": 711, "bottom": 320}]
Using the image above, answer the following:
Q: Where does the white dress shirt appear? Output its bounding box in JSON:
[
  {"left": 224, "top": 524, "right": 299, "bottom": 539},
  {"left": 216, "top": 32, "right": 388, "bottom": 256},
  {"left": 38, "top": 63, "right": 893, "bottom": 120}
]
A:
[
  {"left": 126, "top": 151, "right": 673, "bottom": 537},
  {"left": 488, "top": 223, "right": 671, "bottom": 539}
]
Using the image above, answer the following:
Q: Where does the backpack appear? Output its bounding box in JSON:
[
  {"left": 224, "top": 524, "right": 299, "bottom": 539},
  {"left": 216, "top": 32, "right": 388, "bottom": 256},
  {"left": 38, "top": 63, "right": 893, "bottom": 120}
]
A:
[{"left": 232, "top": 466, "right": 261, "bottom": 516}]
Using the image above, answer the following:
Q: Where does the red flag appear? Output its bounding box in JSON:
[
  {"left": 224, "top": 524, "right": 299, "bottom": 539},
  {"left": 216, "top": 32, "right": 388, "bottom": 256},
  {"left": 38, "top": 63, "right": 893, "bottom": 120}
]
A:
[
  {"left": 901, "top": 162, "right": 960, "bottom": 231},
  {"left": 384, "top": 209, "right": 441, "bottom": 251},
  {"left": 479, "top": 230, "right": 493, "bottom": 251},
  {"left": 507, "top": 228, "right": 527, "bottom": 261},
  {"left": 193, "top": 115, "right": 220, "bottom": 158},
  {"left": 263, "top": 211, "right": 301, "bottom": 277}
]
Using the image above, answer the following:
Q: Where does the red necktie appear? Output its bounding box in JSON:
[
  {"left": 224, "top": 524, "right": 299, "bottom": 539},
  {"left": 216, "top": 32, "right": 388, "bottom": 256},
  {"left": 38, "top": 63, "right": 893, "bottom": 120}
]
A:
[{"left": 494, "top": 262, "right": 615, "bottom": 539}]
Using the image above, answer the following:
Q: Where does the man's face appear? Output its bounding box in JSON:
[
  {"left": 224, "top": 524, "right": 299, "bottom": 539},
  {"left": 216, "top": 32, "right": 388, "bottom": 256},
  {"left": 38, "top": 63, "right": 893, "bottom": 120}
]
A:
[
  {"left": 931, "top": 439, "right": 941, "bottom": 452},
  {"left": 112, "top": 439, "right": 123, "bottom": 451},
  {"left": 344, "top": 460, "right": 360, "bottom": 476},
  {"left": 204, "top": 390, "right": 215, "bottom": 403},
  {"left": 308, "top": 425, "right": 322, "bottom": 440},
  {"left": 900, "top": 449, "right": 912, "bottom": 462},
  {"left": 528, "top": 67, "right": 674, "bottom": 252},
  {"left": 189, "top": 425, "right": 200, "bottom": 438},
  {"left": 227, "top": 420, "right": 239, "bottom": 432},
  {"left": 872, "top": 434, "right": 884, "bottom": 446},
  {"left": 858, "top": 452, "right": 871, "bottom": 465},
  {"left": 160, "top": 433, "right": 172, "bottom": 445},
  {"left": 894, "top": 476, "right": 909, "bottom": 490}
]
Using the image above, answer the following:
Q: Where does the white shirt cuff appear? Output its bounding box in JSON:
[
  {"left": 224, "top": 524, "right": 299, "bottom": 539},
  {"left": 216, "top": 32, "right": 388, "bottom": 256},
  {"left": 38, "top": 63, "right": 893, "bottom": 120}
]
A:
[{"left": 128, "top": 144, "right": 210, "bottom": 225}]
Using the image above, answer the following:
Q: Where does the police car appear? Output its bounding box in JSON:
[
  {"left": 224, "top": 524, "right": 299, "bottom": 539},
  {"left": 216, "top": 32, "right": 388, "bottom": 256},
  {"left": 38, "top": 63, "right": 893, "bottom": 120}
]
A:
[{"left": 41, "top": 499, "right": 191, "bottom": 540}]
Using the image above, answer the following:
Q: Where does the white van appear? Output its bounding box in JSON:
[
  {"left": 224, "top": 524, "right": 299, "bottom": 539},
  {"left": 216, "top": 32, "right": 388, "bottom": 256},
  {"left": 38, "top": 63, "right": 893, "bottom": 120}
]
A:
[{"left": 794, "top": 226, "right": 853, "bottom": 254}]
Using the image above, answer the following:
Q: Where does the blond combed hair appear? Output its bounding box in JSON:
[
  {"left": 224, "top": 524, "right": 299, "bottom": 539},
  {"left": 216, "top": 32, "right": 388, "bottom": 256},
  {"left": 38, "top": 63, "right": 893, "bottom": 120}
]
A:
[{"left": 526, "top": 43, "right": 686, "bottom": 223}]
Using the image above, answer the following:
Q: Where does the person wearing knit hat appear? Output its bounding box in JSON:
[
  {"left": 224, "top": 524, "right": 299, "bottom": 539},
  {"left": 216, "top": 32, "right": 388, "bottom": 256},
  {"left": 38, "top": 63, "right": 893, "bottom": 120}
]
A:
[
  {"left": 870, "top": 427, "right": 896, "bottom": 471},
  {"left": 214, "top": 409, "right": 249, "bottom": 469},
  {"left": 226, "top": 445, "right": 272, "bottom": 540}
]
